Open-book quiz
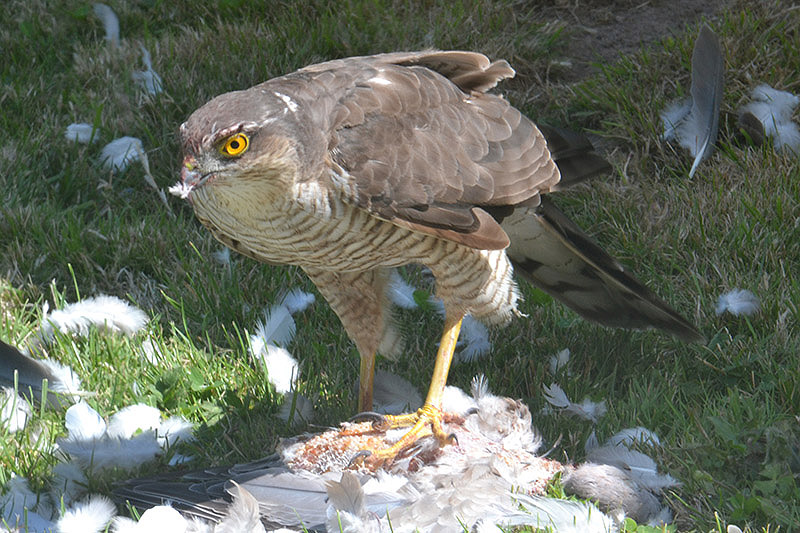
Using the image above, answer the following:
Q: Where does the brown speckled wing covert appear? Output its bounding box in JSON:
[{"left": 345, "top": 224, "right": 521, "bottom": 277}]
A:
[{"left": 309, "top": 51, "right": 561, "bottom": 250}]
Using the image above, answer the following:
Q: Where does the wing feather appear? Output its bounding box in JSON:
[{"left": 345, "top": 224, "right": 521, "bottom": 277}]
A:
[{"left": 314, "top": 51, "right": 559, "bottom": 250}]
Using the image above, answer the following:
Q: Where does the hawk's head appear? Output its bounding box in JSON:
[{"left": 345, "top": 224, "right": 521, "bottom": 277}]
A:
[{"left": 172, "top": 87, "right": 317, "bottom": 202}]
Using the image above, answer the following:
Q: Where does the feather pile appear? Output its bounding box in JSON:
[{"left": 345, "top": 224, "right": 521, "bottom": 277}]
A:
[
  {"left": 113, "top": 378, "right": 630, "bottom": 532},
  {"left": 661, "top": 25, "right": 724, "bottom": 177}
]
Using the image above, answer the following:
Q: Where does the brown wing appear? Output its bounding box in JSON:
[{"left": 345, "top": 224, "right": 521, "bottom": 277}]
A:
[
  {"left": 501, "top": 198, "right": 703, "bottom": 342},
  {"left": 317, "top": 51, "right": 561, "bottom": 250}
]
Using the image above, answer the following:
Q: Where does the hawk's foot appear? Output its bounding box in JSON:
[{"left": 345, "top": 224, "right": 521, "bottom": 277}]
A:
[{"left": 350, "top": 403, "right": 457, "bottom": 469}]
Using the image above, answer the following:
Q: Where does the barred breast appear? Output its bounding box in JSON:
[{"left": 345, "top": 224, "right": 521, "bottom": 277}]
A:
[{"left": 190, "top": 177, "right": 520, "bottom": 324}]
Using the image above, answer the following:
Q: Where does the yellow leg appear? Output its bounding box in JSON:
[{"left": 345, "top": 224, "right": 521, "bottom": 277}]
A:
[
  {"left": 362, "top": 315, "right": 463, "bottom": 465},
  {"left": 423, "top": 314, "right": 462, "bottom": 409},
  {"left": 358, "top": 351, "right": 376, "bottom": 412}
]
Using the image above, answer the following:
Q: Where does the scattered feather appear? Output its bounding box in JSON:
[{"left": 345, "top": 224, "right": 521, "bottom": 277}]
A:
[
  {"left": 441, "top": 383, "right": 478, "bottom": 415},
  {"left": 168, "top": 453, "right": 195, "bottom": 466},
  {"left": 216, "top": 483, "right": 267, "bottom": 533},
  {"left": 607, "top": 427, "right": 661, "bottom": 449},
  {"left": 715, "top": 289, "right": 760, "bottom": 316},
  {"left": 92, "top": 3, "right": 119, "bottom": 47},
  {"left": 455, "top": 314, "right": 492, "bottom": 362},
  {"left": 212, "top": 247, "right": 231, "bottom": 267},
  {"left": 661, "top": 100, "right": 692, "bottom": 142},
  {"left": 584, "top": 430, "right": 600, "bottom": 453},
  {"left": 661, "top": 25, "right": 724, "bottom": 177},
  {"left": 64, "top": 123, "right": 100, "bottom": 144},
  {"left": 251, "top": 344, "right": 299, "bottom": 395},
  {"left": 740, "top": 84, "right": 800, "bottom": 153},
  {"left": 586, "top": 445, "right": 679, "bottom": 491},
  {"left": 38, "top": 359, "right": 84, "bottom": 398},
  {"left": 56, "top": 495, "right": 116, "bottom": 533},
  {"left": 106, "top": 403, "right": 162, "bottom": 439},
  {"left": 37, "top": 294, "right": 148, "bottom": 346},
  {"left": 548, "top": 348, "right": 571, "bottom": 375},
  {"left": 99, "top": 136, "right": 144, "bottom": 172},
  {"left": 112, "top": 505, "right": 189, "bottom": 533},
  {"left": 488, "top": 493, "right": 617, "bottom": 533},
  {"left": 60, "top": 428, "right": 164, "bottom": 471},
  {"left": 371, "top": 370, "right": 422, "bottom": 415},
  {"left": 131, "top": 45, "right": 163, "bottom": 96},
  {"left": 542, "top": 383, "right": 606, "bottom": 423},
  {"left": 279, "top": 289, "right": 315, "bottom": 315},
  {"left": 386, "top": 269, "right": 419, "bottom": 309},
  {"left": 563, "top": 463, "right": 663, "bottom": 525},
  {"left": 60, "top": 402, "right": 193, "bottom": 471},
  {"left": 277, "top": 391, "right": 315, "bottom": 426},
  {"left": 51, "top": 462, "right": 89, "bottom": 508},
  {"left": 1, "top": 388, "right": 31, "bottom": 433},
  {"left": 65, "top": 401, "right": 107, "bottom": 441},
  {"left": 325, "top": 473, "right": 372, "bottom": 533},
  {"left": 252, "top": 305, "right": 296, "bottom": 348},
  {"left": 0, "top": 474, "right": 56, "bottom": 532},
  {"left": 139, "top": 337, "right": 164, "bottom": 364},
  {"left": 0, "top": 339, "right": 83, "bottom": 404},
  {"left": 157, "top": 416, "right": 195, "bottom": 449}
]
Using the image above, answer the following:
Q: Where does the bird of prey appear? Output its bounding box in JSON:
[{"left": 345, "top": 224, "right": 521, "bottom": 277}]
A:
[{"left": 175, "top": 50, "right": 701, "bottom": 464}]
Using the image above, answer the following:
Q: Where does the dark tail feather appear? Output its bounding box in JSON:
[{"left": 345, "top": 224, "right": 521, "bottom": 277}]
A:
[
  {"left": 501, "top": 198, "right": 703, "bottom": 342},
  {"left": 538, "top": 125, "right": 612, "bottom": 189}
]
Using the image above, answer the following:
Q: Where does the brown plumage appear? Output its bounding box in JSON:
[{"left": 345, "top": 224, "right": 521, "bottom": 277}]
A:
[{"left": 176, "top": 50, "right": 701, "bottom": 461}]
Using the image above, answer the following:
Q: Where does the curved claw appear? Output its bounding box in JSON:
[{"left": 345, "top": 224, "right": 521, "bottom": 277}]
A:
[
  {"left": 349, "top": 411, "right": 390, "bottom": 429},
  {"left": 348, "top": 449, "right": 373, "bottom": 467},
  {"left": 446, "top": 432, "right": 458, "bottom": 446}
]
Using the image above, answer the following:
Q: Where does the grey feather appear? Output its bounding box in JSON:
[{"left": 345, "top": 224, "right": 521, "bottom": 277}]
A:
[
  {"left": 488, "top": 493, "right": 618, "bottom": 533},
  {"left": 215, "top": 483, "right": 266, "bottom": 533},
  {"left": 563, "top": 463, "right": 661, "bottom": 525},
  {"left": 0, "top": 339, "right": 77, "bottom": 406},
  {"left": 661, "top": 25, "right": 724, "bottom": 177}
]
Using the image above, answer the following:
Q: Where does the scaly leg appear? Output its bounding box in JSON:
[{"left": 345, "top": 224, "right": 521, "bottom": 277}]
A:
[{"left": 359, "top": 314, "right": 464, "bottom": 464}]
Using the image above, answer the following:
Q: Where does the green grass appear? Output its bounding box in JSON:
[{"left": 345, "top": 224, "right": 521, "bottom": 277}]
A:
[{"left": 1, "top": 0, "right": 798, "bottom": 531}]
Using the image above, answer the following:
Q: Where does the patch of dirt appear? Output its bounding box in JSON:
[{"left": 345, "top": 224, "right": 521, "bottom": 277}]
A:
[{"left": 540, "top": 0, "right": 728, "bottom": 81}]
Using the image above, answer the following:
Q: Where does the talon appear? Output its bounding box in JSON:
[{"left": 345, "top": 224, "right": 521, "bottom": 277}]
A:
[
  {"left": 446, "top": 432, "right": 458, "bottom": 446},
  {"left": 349, "top": 411, "right": 388, "bottom": 426},
  {"left": 348, "top": 450, "right": 372, "bottom": 466}
]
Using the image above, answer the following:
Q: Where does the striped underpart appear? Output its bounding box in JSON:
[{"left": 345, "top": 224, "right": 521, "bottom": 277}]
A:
[{"left": 191, "top": 174, "right": 520, "bottom": 327}]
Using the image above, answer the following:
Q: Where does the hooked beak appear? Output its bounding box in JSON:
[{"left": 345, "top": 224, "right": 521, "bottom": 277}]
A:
[
  {"left": 169, "top": 155, "right": 211, "bottom": 200},
  {"left": 181, "top": 155, "right": 203, "bottom": 188}
]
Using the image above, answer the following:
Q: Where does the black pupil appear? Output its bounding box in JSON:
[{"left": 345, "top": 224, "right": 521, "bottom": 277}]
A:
[{"left": 230, "top": 140, "right": 240, "bottom": 150}]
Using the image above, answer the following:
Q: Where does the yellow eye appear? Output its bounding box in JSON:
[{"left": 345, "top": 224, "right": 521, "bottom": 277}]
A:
[{"left": 220, "top": 133, "right": 249, "bottom": 157}]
